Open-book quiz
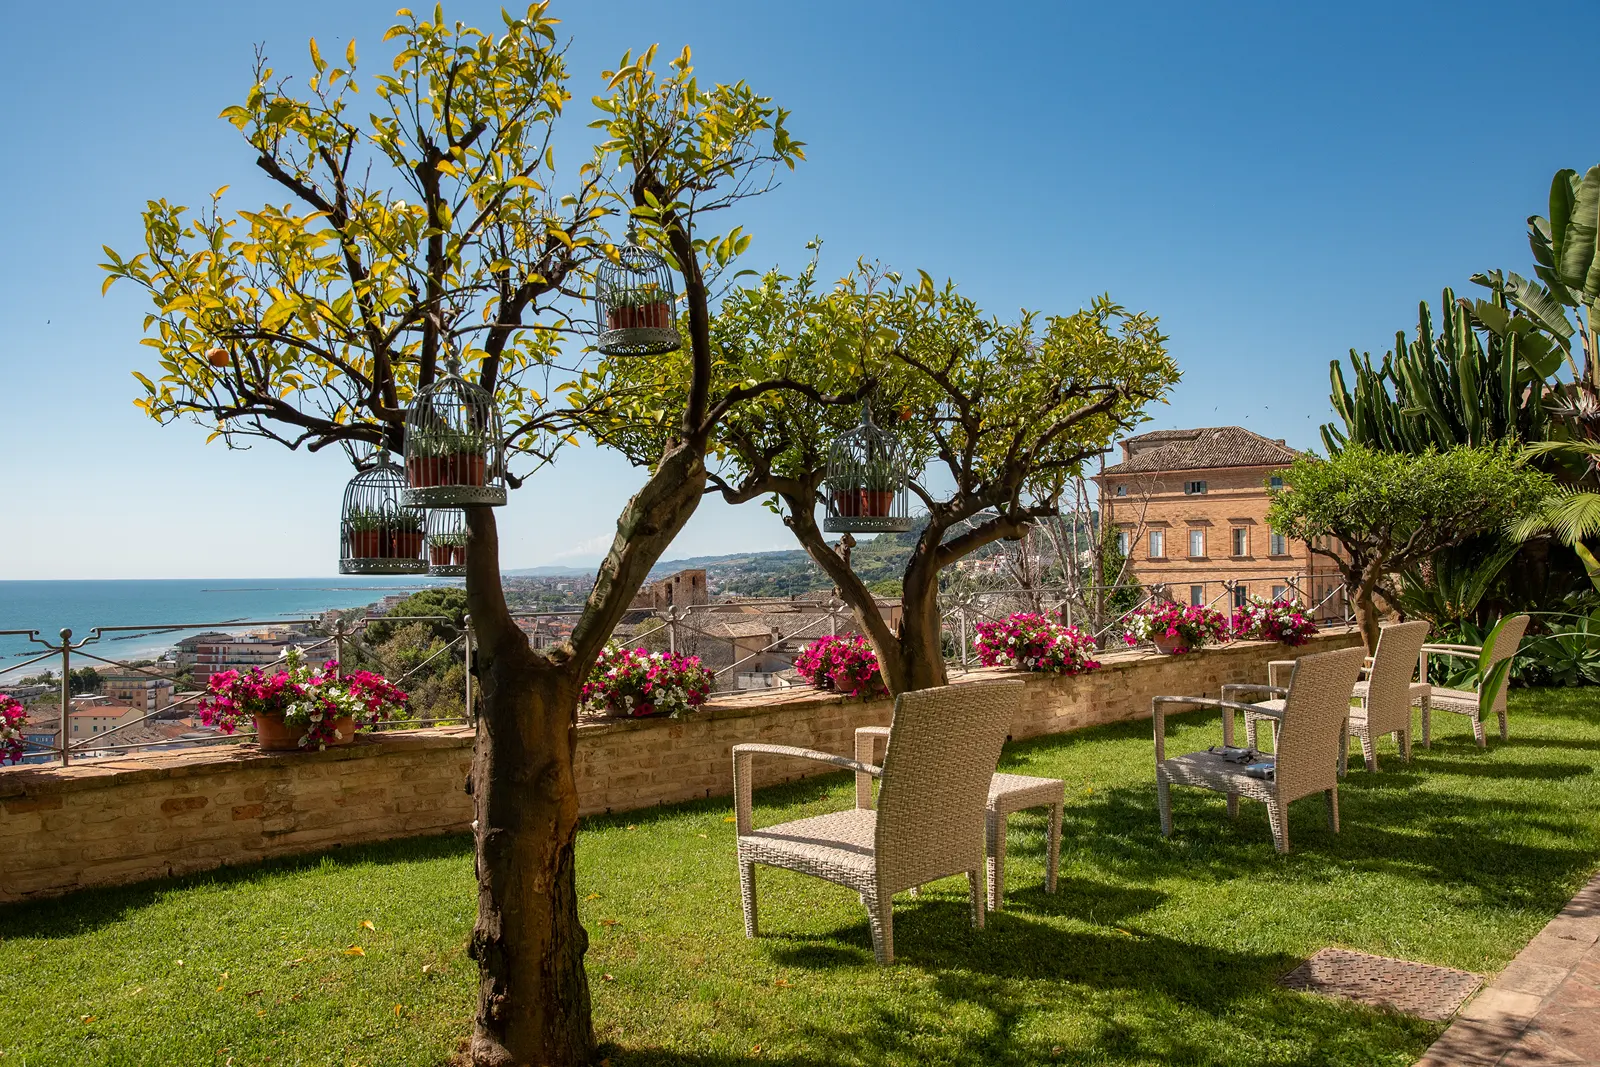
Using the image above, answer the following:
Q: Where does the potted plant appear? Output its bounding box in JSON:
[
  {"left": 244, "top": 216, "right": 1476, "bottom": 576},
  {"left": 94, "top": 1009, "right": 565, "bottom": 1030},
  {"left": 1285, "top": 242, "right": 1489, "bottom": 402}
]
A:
[
  {"left": 973, "top": 613, "right": 1101, "bottom": 675},
  {"left": 196, "top": 649, "right": 408, "bottom": 751},
  {"left": 388, "top": 509, "right": 425, "bottom": 560},
  {"left": 580, "top": 645, "right": 713, "bottom": 718},
  {"left": 793, "top": 634, "right": 887, "bottom": 698},
  {"left": 345, "top": 508, "right": 387, "bottom": 559},
  {"left": 607, "top": 283, "right": 672, "bottom": 332},
  {"left": 1124, "top": 602, "right": 1229, "bottom": 655},
  {"left": 430, "top": 530, "right": 467, "bottom": 567},
  {"left": 1229, "top": 596, "right": 1318, "bottom": 647},
  {"left": 0, "top": 695, "right": 26, "bottom": 765},
  {"left": 409, "top": 429, "right": 487, "bottom": 488},
  {"left": 827, "top": 472, "right": 863, "bottom": 518},
  {"left": 860, "top": 460, "right": 898, "bottom": 518}
]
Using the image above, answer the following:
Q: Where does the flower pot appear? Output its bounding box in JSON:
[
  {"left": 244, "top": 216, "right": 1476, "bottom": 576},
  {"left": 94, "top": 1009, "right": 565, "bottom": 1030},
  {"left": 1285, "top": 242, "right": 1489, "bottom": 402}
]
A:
[
  {"left": 407, "top": 456, "right": 439, "bottom": 488},
  {"left": 430, "top": 544, "right": 455, "bottom": 566},
  {"left": 443, "top": 452, "right": 486, "bottom": 487},
  {"left": 861, "top": 489, "right": 895, "bottom": 518},
  {"left": 253, "top": 713, "right": 356, "bottom": 751},
  {"left": 389, "top": 531, "right": 424, "bottom": 560},
  {"left": 831, "top": 487, "right": 862, "bottom": 517},
  {"left": 348, "top": 530, "right": 385, "bottom": 559},
  {"left": 451, "top": 544, "right": 467, "bottom": 565},
  {"left": 1152, "top": 634, "right": 1190, "bottom": 655}
]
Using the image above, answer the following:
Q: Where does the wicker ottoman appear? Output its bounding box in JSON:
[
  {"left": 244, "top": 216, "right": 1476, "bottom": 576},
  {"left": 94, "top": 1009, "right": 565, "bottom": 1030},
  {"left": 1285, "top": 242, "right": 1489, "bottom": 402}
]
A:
[{"left": 855, "top": 725, "right": 1063, "bottom": 911}]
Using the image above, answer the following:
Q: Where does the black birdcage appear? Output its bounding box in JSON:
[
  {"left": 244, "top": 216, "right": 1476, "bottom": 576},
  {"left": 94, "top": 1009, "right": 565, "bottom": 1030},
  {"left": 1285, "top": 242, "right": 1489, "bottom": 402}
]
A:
[
  {"left": 425, "top": 508, "right": 468, "bottom": 577},
  {"left": 340, "top": 451, "right": 428, "bottom": 575},
  {"left": 403, "top": 355, "right": 507, "bottom": 508},
  {"left": 595, "top": 225, "right": 681, "bottom": 357},
  {"left": 824, "top": 402, "right": 914, "bottom": 533}
]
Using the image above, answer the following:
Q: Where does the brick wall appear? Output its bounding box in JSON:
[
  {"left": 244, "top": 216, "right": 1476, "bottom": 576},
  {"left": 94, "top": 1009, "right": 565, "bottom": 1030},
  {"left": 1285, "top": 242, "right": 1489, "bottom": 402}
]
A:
[{"left": 0, "top": 630, "right": 1360, "bottom": 903}]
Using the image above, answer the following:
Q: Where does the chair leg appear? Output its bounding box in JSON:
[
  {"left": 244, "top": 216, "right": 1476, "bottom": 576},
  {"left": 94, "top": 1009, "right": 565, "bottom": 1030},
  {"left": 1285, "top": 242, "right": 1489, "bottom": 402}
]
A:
[
  {"left": 864, "top": 889, "right": 894, "bottom": 965},
  {"left": 1325, "top": 787, "right": 1339, "bottom": 833},
  {"left": 1499, "top": 706, "right": 1509, "bottom": 742},
  {"left": 1338, "top": 733, "right": 1349, "bottom": 777},
  {"left": 1245, "top": 714, "right": 1260, "bottom": 750},
  {"left": 968, "top": 868, "right": 986, "bottom": 930},
  {"left": 740, "top": 861, "right": 759, "bottom": 939},
  {"left": 1359, "top": 728, "right": 1378, "bottom": 773},
  {"left": 1158, "top": 776, "right": 1174, "bottom": 838},
  {"left": 1421, "top": 702, "right": 1431, "bottom": 749},
  {"left": 1399, "top": 728, "right": 1412, "bottom": 763},
  {"left": 1267, "top": 797, "right": 1289, "bottom": 854},
  {"left": 986, "top": 810, "right": 1005, "bottom": 913},
  {"left": 1227, "top": 791, "right": 1239, "bottom": 819},
  {"left": 1471, "top": 710, "right": 1487, "bottom": 748},
  {"left": 1045, "top": 801, "right": 1061, "bottom": 895}
]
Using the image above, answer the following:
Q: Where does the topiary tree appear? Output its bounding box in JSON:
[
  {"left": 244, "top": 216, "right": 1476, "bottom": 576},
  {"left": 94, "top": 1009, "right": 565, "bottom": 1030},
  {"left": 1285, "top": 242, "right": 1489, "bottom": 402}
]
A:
[
  {"left": 1266, "top": 444, "right": 1552, "bottom": 649},
  {"left": 606, "top": 258, "right": 1177, "bottom": 692},
  {"left": 101, "top": 9, "right": 810, "bottom": 1064}
]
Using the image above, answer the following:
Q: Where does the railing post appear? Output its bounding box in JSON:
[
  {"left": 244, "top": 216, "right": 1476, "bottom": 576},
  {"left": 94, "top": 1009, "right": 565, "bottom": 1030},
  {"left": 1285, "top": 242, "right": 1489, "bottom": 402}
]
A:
[
  {"left": 333, "top": 618, "right": 347, "bottom": 669},
  {"left": 666, "top": 606, "right": 679, "bottom": 655},
  {"left": 464, "top": 624, "right": 474, "bottom": 724},
  {"left": 58, "top": 628, "right": 71, "bottom": 767},
  {"left": 958, "top": 602, "right": 970, "bottom": 670}
]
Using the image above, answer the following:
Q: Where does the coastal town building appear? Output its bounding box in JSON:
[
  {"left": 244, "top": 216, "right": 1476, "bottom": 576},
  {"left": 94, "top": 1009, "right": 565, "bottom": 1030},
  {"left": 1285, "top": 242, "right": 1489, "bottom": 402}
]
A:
[
  {"left": 1094, "top": 426, "right": 1344, "bottom": 613},
  {"left": 629, "top": 569, "right": 710, "bottom": 611},
  {"left": 97, "top": 668, "right": 175, "bottom": 712},
  {"left": 189, "top": 630, "right": 305, "bottom": 686}
]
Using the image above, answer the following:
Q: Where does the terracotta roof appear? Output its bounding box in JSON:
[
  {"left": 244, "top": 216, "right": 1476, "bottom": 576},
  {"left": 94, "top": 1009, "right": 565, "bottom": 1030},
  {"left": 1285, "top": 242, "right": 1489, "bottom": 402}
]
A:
[{"left": 1099, "top": 426, "right": 1300, "bottom": 476}]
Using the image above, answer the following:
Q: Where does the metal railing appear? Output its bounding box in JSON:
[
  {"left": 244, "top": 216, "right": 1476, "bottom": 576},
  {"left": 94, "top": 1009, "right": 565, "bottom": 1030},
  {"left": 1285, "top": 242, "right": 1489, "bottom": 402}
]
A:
[{"left": 1, "top": 613, "right": 468, "bottom": 768}]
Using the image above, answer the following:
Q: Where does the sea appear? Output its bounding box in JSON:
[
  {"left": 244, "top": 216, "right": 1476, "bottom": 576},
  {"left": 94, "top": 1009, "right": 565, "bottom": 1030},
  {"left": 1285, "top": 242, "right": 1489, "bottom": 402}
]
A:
[{"left": 0, "top": 577, "right": 455, "bottom": 678}]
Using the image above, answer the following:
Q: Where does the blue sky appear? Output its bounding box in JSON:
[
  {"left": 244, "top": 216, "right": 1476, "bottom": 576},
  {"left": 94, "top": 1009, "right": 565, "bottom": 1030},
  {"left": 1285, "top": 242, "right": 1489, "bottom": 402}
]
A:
[{"left": 0, "top": 0, "right": 1585, "bottom": 580}]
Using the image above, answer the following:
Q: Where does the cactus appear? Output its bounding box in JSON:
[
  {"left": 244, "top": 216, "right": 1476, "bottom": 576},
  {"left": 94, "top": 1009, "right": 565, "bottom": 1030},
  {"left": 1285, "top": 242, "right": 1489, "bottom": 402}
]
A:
[{"left": 1321, "top": 287, "right": 1552, "bottom": 454}]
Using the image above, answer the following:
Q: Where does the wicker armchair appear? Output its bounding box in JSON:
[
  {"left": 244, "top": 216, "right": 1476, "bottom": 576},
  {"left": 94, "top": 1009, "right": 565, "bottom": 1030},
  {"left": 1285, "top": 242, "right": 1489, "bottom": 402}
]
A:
[
  {"left": 1155, "top": 645, "right": 1366, "bottom": 853},
  {"left": 854, "top": 725, "right": 1064, "bottom": 912},
  {"left": 732, "top": 679, "right": 1023, "bottom": 964},
  {"left": 1237, "top": 622, "right": 1431, "bottom": 773},
  {"left": 1418, "top": 614, "right": 1529, "bottom": 748}
]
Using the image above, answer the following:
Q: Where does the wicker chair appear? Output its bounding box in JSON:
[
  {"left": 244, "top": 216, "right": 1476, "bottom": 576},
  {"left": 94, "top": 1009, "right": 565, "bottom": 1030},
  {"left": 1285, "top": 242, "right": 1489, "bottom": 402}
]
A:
[
  {"left": 1155, "top": 645, "right": 1365, "bottom": 853},
  {"left": 732, "top": 679, "right": 1023, "bottom": 964},
  {"left": 854, "top": 725, "right": 1063, "bottom": 912},
  {"left": 1237, "top": 622, "right": 1432, "bottom": 773},
  {"left": 1418, "top": 614, "right": 1530, "bottom": 748}
]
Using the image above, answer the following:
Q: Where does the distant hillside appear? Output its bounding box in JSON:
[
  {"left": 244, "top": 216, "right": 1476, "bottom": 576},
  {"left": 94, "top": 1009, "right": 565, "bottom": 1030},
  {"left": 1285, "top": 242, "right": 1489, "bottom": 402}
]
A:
[{"left": 648, "top": 520, "right": 937, "bottom": 597}]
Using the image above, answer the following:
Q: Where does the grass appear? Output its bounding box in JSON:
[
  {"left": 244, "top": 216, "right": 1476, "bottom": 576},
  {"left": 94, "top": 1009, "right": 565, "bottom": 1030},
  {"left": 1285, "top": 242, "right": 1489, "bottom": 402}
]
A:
[{"left": 4, "top": 687, "right": 1600, "bottom": 1066}]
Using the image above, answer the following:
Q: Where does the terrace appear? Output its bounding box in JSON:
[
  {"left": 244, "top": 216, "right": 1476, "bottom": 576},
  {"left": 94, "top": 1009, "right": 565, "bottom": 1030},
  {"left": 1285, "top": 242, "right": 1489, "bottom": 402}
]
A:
[{"left": 3, "top": 685, "right": 1595, "bottom": 1065}]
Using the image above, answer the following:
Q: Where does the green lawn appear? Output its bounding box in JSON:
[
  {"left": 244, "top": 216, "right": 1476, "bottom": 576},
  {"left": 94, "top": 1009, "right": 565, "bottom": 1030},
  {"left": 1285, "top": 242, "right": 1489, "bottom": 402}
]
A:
[{"left": 5, "top": 688, "right": 1600, "bottom": 1066}]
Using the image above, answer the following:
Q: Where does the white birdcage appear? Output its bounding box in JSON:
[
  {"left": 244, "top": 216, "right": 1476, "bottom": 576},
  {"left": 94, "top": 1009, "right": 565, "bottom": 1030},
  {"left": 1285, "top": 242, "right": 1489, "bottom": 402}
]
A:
[
  {"left": 594, "top": 225, "right": 681, "bottom": 357},
  {"left": 425, "top": 508, "right": 468, "bottom": 577},
  {"left": 339, "top": 451, "right": 428, "bottom": 575},
  {"left": 403, "top": 356, "right": 507, "bottom": 508},
  {"left": 823, "top": 403, "right": 913, "bottom": 534}
]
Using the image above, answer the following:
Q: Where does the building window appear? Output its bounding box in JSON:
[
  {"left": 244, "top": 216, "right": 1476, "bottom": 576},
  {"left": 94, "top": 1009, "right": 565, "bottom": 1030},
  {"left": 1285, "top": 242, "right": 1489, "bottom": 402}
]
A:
[
  {"left": 1232, "top": 527, "right": 1249, "bottom": 556},
  {"left": 1272, "top": 585, "right": 1288, "bottom": 602},
  {"left": 1189, "top": 529, "right": 1205, "bottom": 557},
  {"left": 1184, "top": 480, "right": 1207, "bottom": 495},
  {"left": 1269, "top": 475, "right": 1284, "bottom": 490},
  {"left": 1270, "top": 531, "right": 1287, "bottom": 556},
  {"left": 1115, "top": 529, "right": 1129, "bottom": 555},
  {"left": 1115, "top": 484, "right": 1127, "bottom": 497},
  {"left": 1189, "top": 585, "right": 1205, "bottom": 606},
  {"left": 1233, "top": 584, "right": 1248, "bottom": 609},
  {"left": 1149, "top": 529, "right": 1164, "bottom": 558}
]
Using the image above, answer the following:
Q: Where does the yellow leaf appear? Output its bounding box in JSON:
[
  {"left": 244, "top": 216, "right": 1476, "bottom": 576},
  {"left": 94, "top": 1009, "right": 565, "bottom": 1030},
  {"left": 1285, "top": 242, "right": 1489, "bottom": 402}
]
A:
[
  {"left": 774, "top": 978, "right": 790, "bottom": 988},
  {"left": 344, "top": 946, "right": 366, "bottom": 956},
  {"left": 723, "top": 816, "right": 737, "bottom": 823},
  {"left": 309, "top": 36, "right": 325, "bottom": 71},
  {"left": 584, "top": 893, "right": 600, "bottom": 901},
  {"left": 393, "top": 1003, "right": 403, "bottom": 1017},
  {"left": 346, "top": 40, "right": 357, "bottom": 66},
  {"left": 82, "top": 1015, "right": 97, "bottom": 1024},
  {"left": 600, "top": 919, "right": 619, "bottom": 927},
  {"left": 360, "top": 920, "right": 375, "bottom": 931},
  {"left": 257, "top": 1010, "right": 268, "bottom": 1017}
]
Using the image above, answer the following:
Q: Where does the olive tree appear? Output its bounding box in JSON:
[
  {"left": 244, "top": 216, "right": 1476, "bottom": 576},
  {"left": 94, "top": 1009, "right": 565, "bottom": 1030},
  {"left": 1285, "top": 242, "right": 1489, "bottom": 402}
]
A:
[
  {"left": 1266, "top": 444, "right": 1552, "bottom": 649},
  {"left": 608, "top": 259, "right": 1177, "bottom": 692},
  {"left": 102, "top": 9, "right": 807, "bottom": 1064}
]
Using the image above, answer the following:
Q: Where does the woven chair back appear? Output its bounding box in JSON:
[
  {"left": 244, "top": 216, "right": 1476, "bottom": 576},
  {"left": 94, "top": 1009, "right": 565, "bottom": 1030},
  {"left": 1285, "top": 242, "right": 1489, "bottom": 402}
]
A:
[
  {"left": 1365, "top": 621, "right": 1430, "bottom": 735},
  {"left": 1482, "top": 614, "right": 1530, "bottom": 713},
  {"left": 1274, "top": 646, "right": 1366, "bottom": 801},
  {"left": 875, "top": 679, "right": 1022, "bottom": 889}
]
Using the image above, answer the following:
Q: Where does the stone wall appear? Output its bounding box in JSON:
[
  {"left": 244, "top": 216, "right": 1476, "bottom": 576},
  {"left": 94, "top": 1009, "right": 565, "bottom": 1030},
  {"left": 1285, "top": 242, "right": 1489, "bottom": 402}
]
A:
[{"left": 0, "top": 630, "right": 1360, "bottom": 903}]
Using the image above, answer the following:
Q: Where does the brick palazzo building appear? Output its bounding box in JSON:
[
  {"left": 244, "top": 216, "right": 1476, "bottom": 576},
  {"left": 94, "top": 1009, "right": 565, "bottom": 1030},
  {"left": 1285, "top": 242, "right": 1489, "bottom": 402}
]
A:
[{"left": 1094, "top": 427, "right": 1344, "bottom": 613}]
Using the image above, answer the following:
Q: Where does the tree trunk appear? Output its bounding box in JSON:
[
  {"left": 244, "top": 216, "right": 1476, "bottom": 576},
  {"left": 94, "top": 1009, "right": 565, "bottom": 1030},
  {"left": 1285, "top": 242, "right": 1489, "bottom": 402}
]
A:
[
  {"left": 1353, "top": 568, "right": 1382, "bottom": 652},
  {"left": 464, "top": 507, "right": 594, "bottom": 1067},
  {"left": 895, "top": 546, "right": 950, "bottom": 692}
]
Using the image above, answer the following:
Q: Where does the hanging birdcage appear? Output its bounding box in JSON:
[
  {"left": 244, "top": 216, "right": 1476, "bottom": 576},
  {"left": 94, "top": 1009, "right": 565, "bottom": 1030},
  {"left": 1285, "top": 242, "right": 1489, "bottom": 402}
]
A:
[
  {"left": 425, "top": 508, "right": 468, "bottom": 577},
  {"left": 824, "top": 403, "right": 914, "bottom": 533},
  {"left": 339, "top": 451, "right": 428, "bottom": 575},
  {"left": 595, "top": 225, "right": 681, "bottom": 357},
  {"left": 403, "top": 356, "right": 507, "bottom": 508}
]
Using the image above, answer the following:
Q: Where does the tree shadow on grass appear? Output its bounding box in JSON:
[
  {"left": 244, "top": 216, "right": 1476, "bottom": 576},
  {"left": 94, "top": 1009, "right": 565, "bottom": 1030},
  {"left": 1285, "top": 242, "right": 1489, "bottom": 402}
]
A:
[
  {"left": 602, "top": 901, "right": 1435, "bottom": 1067},
  {"left": 0, "top": 830, "right": 474, "bottom": 939}
]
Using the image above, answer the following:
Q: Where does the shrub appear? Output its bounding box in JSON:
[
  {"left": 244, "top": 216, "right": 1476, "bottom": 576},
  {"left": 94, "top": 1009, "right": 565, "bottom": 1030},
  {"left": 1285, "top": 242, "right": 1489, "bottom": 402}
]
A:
[
  {"left": 582, "top": 646, "right": 713, "bottom": 718},
  {"left": 1229, "top": 597, "right": 1318, "bottom": 647},
  {"left": 794, "top": 634, "right": 887, "bottom": 698},
  {"left": 196, "top": 648, "right": 409, "bottom": 749},
  {"left": 0, "top": 696, "right": 25, "bottom": 765},
  {"left": 973, "top": 613, "right": 1101, "bottom": 674},
  {"left": 1124, "top": 602, "right": 1229, "bottom": 653}
]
